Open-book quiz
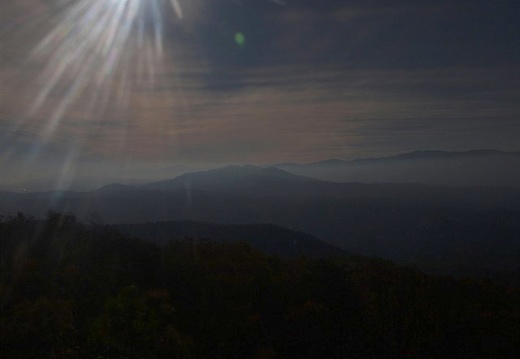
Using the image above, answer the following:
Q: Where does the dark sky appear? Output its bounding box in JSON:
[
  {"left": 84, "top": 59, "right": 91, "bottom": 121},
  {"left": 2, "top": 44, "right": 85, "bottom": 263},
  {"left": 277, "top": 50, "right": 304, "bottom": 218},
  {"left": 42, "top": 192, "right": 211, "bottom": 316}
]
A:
[{"left": 0, "top": 0, "right": 519, "bottom": 183}]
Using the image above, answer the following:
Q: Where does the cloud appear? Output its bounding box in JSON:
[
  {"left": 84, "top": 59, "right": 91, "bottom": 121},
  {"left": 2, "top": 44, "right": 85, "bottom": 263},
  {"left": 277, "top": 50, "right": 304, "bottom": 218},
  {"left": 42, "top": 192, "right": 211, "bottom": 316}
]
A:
[
  {"left": 2, "top": 59, "right": 519, "bottom": 164},
  {"left": 0, "top": 0, "right": 519, "bottom": 177}
]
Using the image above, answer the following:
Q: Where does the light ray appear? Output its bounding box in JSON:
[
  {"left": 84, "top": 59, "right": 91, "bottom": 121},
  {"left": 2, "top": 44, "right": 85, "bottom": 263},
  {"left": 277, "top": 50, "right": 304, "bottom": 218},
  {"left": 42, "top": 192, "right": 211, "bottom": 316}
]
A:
[
  {"left": 170, "top": 0, "right": 184, "bottom": 19},
  {"left": 28, "top": 0, "right": 183, "bottom": 138},
  {"left": 4, "top": 0, "right": 288, "bottom": 190},
  {"left": 1, "top": 0, "right": 188, "bottom": 191}
]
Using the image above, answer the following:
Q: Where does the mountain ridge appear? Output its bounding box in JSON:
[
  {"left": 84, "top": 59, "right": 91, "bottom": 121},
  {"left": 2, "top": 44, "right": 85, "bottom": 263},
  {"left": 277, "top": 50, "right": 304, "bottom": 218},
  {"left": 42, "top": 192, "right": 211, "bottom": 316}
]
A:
[
  {"left": 274, "top": 149, "right": 520, "bottom": 187},
  {"left": 142, "top": 164, "right": 317, "bottom": 192},
  {"left": 1, "top": 171, "right": 519, "bottom": 278},
  {"left": 115, "top": 220, "right": 349, "bottom": 259},
  {"left": 280, "top": 149, "right": 520, "bottom": 166}
]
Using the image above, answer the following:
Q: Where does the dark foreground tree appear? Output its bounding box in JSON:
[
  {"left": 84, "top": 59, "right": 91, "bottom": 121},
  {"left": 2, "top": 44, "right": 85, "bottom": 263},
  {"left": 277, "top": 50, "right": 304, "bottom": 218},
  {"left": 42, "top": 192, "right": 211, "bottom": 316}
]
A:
[{"left": 1, "top": 212, "right": 518, "bottom": 358}]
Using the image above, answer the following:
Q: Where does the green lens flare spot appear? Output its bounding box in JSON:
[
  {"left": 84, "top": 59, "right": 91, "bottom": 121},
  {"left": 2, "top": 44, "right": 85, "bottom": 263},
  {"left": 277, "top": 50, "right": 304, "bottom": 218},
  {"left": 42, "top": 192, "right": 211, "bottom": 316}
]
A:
[{"left": 235, "top": 32, "right": 245, "bottom": 47}]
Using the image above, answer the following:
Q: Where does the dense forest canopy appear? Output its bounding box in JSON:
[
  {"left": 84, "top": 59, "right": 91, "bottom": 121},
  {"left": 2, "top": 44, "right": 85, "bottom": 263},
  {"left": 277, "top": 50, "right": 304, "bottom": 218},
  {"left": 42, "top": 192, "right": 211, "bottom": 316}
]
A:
[{"left": 1, "top": 212, "right": 518, "bottom": 358}]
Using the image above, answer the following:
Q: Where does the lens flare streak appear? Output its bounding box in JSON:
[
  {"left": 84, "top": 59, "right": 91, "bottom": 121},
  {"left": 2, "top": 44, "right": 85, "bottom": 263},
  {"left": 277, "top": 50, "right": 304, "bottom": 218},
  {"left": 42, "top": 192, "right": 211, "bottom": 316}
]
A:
[
  {"left": 29, "top": 0, "right": 182, "bottom": 139},
  {"left": 5, "top": 0, "right": 288, "bottom": 191}
]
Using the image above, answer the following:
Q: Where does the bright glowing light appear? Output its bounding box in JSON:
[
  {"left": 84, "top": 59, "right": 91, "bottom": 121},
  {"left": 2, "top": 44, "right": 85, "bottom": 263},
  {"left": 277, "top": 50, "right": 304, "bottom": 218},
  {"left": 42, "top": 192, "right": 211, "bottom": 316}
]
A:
[
  {"left": 28, "top": 0, "right": 184, "bottom": 139},
  {"left": 7, "top": 0, "right": 286, "bottom": 191}
]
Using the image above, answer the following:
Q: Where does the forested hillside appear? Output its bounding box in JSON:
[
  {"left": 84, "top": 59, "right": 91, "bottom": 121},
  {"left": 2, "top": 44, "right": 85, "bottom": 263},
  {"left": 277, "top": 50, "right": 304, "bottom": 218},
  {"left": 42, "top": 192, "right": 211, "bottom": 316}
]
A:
[
  {"left": 2, "top": 166, "right": 519, "bottom": 280},
  {"left": 114, "top": 221, "right": 348, "bottom": 259},
  {"left": 1, "top": 213, "right": 518, "bottom": 358}
]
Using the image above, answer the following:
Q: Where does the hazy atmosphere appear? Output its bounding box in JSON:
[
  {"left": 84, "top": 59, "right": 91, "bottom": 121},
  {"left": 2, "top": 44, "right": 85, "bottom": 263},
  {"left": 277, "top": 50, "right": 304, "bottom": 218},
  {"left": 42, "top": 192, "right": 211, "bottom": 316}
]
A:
[
  {"left": 1, "top": 2, "right": 519, "bottom": 357},
  {"left": 1, "top": 0, "right": 519, "bottom": 187}
]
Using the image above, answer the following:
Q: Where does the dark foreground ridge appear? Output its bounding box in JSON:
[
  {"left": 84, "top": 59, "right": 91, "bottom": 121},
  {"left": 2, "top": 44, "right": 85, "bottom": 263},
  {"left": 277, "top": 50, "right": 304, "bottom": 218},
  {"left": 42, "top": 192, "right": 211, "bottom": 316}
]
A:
[
  {"left": 115, "top": 221, "right": 349, "bottom": 259},
  {"left": 1, "top": 212, "right": 518, "bottom": 358},
  {"left": 2, "top": 166, "right": 520, "bottom": 280}
]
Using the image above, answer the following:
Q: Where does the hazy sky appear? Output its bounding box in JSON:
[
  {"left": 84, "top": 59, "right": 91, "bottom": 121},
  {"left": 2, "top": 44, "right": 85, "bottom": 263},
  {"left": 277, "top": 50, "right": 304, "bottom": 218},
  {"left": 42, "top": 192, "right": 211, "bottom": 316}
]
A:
[{"left": 1, "top": 0, "right": 519, "bottom": 183}]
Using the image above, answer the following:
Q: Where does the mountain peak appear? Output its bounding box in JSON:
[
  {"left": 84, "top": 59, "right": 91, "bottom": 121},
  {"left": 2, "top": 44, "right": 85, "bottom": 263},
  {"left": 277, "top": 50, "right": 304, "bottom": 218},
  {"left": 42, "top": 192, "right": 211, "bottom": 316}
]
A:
[{"left": 142, "top": 164, "right": 316, "bottom": 192}]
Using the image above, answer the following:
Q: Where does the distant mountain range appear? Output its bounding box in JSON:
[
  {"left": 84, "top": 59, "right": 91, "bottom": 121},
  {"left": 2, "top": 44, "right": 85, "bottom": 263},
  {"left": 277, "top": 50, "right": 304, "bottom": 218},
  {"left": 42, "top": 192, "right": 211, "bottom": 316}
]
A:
[
  {"left": 2, "top": 149, "right": 518, "bottom": 192},
  {"left": 0, "top": 164, "right": 201, "bottom": 193},
  {"left": 276, "top": 149, "right": 520, "bottom": 187},
  {"left": 142, "top": 165, "right": 314, "bottom": 193},
  {"left": 1, "top": 157, "right": 519, "bottom": 279},
  {"left": 358, "top": 149, "right": 520, "bottom": 161}
]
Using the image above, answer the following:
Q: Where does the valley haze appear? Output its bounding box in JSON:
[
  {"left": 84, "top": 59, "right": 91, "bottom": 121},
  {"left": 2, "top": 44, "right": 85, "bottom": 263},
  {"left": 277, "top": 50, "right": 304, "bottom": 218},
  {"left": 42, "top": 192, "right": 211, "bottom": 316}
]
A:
[
  {"left": 1, "top": 149, "right": 519, "bottom": 280},
  {"left": 2, "top": 149, "right": 519, "bottom": 192},
  {"left": 1, "top": 1, "right": 519, "bottom": 357}
]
